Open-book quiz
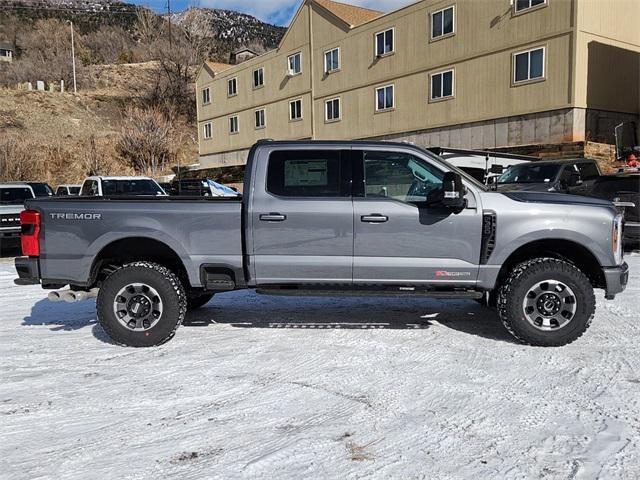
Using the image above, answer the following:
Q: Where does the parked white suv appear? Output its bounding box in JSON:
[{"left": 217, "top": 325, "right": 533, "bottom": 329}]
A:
[
  {"left": 0, "top": 183, "right": 35, "bottom": 253},
  {"left": 80, "top": 176, "right": 167, "bottom": 196}
]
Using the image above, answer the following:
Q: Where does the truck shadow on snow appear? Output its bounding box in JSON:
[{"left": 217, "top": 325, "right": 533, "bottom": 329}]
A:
[
  {"left": 184, "top": 292, "right": 518, "bottom": 344},
  {"left": 22, "top": 293, "right": 517, "bottom": 344}
]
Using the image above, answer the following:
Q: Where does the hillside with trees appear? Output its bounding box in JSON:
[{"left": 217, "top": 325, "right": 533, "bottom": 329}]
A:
[{"left": 0, "top": 0, "right": 285, "bottom": 185}]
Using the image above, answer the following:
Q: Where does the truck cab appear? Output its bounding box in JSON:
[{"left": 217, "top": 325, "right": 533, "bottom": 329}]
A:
[{"left": 80, "top": 176, "right": 167, "bottom": 197}]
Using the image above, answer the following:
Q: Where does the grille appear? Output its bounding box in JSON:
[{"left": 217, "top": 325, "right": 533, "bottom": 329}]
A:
[{"left": 0, "top": 213, "right": 21, "bottom": 227}]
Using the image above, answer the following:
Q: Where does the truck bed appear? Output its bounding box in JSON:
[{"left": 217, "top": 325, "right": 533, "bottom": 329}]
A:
[{"left": 26, "top": 196, "right": 243, "bottom": 288}]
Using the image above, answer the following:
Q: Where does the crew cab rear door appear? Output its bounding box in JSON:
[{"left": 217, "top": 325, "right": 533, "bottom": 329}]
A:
[
  {"left": 352, "top": 148, "right": 482, "bottom": 286},
  {"left": 249, "top": 147, "right": 353, "bottom": 285}
]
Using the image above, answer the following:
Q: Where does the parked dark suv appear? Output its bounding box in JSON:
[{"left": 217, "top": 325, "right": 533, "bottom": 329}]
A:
[{"left": 496, "top": 158, "right": 601, "bottom": 195}]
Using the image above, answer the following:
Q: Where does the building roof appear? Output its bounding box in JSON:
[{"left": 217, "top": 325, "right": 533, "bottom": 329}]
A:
[
  {"left": 0, "top": 41, "right": 14, "bottom": 50},
  {"left": 233, "top": 47, "right": 258, "bottom": 55},
  {"left": 314, "top": 0, "right": 383, "bottom": 27},
  {"left": 205, "top": 61, "right": 233, "bottom": 73}
]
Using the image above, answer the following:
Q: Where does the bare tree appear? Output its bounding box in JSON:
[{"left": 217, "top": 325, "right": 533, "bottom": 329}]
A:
[{"left": 116, "top": 107, "right": 172, "bottom": 175}]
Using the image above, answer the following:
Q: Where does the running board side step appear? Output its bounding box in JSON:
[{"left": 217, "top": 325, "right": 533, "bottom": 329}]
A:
[{"left": 256, "top": 287, "right": 483, "bottom": 299}]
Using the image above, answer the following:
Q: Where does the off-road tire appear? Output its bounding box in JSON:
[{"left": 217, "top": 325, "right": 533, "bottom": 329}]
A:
[
  {"left": 497, "top": 257, "right": 595, "bottom": 346},
  {"left": 97, "top": 262, "right": 187, "bottom": 347},
  {"left": 186, "top": 291, "right": 215, "bottom": 310}
]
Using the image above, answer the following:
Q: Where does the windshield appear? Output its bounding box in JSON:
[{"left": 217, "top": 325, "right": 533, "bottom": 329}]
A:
[
  {"left": 101, "top": 179, "right": 165, "bottom": 196},
  {"left": 498, "top": 164, "right": 561, "bottom": 184},
  {"left": 0, "top": 187, "right": 34, "bottom": 204}
]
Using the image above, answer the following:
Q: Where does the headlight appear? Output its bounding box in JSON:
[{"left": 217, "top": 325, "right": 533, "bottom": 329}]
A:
[{"left": 613, "top": 214, "right": 623, "bottom": 264}]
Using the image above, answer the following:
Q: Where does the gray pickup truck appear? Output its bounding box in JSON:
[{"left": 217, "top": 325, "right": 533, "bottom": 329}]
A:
[{"left": 15, "top": 140, "right": 628, "bottom": 347}]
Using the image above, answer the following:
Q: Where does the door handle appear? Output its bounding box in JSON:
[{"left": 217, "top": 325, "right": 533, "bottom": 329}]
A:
[
  {"left": 259, "top": 213, "right": 287, "bottom": 222},
  {"left": 361, "top": 214, "right": 388, "bottom": 223}
]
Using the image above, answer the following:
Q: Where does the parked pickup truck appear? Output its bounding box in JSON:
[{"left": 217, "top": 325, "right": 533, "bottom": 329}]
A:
[{"left": 15, "top": 140, "right": 629, "bottom": 347}]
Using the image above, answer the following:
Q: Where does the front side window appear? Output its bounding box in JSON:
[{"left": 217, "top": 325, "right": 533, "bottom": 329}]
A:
[
  {"left": 287, "top": 52, "right": 301, "bottom": 75},
  {"left": 515, "top": 0, "right": 546, "bottom": 13},
  {"left": 375, "top": 28, "right": 394, "bottom": 56},
  {"left": 375, "top": 85, "right": 394, "bottom": 111},
  {"left": 325, "top": 98, "right": 341, "bottom": 122},
  {"left": 267, "top": 150, "right": 343, "bottom": 197},
  {"left": 227, "top": 77, "right": 237, "bottom": 96},
  {"left": 255, "top": 109, "right": 265, "bottom": 129},
  {"left": 362, "top": 151, "right": 444, "bottom": 204},
  {"left": 201, "top": 87, "right": 210, "bottom": 104},
  {"left": 514, "top": 47, "right": 545, "bottom": 83},
  {"left": 324, "top": 48, "right": 340, "bottom": 73},
  {"left": 431, "top": 6, "right": 454, "bottom": 39},
  {"left": 203, "top": 122, "right": 212, "bottom": 139},
  {"left": 577, "top": 162, "right": 600, "bottom": 180},
  {"left": 430, "top": 70, "right": 454, "bottom": 100},
  {"left": 253, "top": 67, "right": 264, "bottom": 88},
  {"left": 229, "top": 116, "right": 239, "bottom": 134},
  {"left": 289, "top": 99, "right": 302, "bottom": 121}
]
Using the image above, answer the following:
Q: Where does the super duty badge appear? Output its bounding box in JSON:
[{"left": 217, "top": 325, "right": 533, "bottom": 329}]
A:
[{"left": 50, "top": 213, "right": 102, "bottom": 220}]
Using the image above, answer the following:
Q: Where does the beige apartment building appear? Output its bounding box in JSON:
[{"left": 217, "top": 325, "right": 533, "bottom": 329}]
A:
[{"left": 195, "top": 0, "right": 640, "bottom": 169}]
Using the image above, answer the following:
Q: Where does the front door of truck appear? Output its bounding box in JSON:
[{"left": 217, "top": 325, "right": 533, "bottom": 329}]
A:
[
  {"left": 352, "top": 149, "right": 482, "bottom": 286},
  {"left": 250, "top": 148, "right": 353, "bottom": 285}
]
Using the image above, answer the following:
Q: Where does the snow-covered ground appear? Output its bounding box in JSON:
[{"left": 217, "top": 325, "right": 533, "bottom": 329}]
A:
[{"left": 1, "top": 254, "right": 639, "bottom": 480}]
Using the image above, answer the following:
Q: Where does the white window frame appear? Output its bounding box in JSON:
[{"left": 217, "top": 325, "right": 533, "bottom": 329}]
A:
[
  {"left": 229, "top": 116, "right": 239, "bottom": 134},
  {"left": 203, "top": 122, "right": 212, "bottom": 140},
  {"left": 514, "top": 0, "right": 547, "bottom": 14},
  {"left": 253, "top": 67, "right": 264, "bottom": 89},
  {"left": 512, "top": 46, "right": 546, "bottom": 84},
  {"left": 429, "top": 69, "right": 455, "bottom": 101},
  {"left": 287, "top": 52, "right": 302, "bottom": 76},
  {"left": 289, "top": 98, "right": 303, "bottom": 121},
  {"left": 374, "top": 28, "right": 395, "bottom": 57},
  {"left": 325, "top": 97, "right": 341, "bottom": 122},
  {"left": 430, "top": 5, "right": 455, "bottom": 40},
  {"left": 227, "top": 77, "right": 237, "bottom": 97},
  {"left": 201, "top": 87, "right": 210, "bottom": 105},
  {"left": 255, "top": 108, "right": 266, "bottom": 129},
  {"left": 375, "top": 84, "right": 395, "bottom": 112},
  {"left": 324, "top": 47, "right": 340, "bottom": 74}
]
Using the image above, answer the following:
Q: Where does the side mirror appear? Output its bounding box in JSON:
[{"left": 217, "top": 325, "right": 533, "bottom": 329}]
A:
[
  {"left": 442, "top": 172, "right": 466, "bottom": 210},
  {"left": 567, "top": 173, "right": 582, "bottom": 187},
  {"left": 490, "top": 164, "right": 504, "bottom": 174}
]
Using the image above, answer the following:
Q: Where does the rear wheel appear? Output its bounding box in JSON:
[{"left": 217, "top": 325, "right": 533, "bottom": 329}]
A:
[
  {"left": 497, "top": 258, "right": 595, "bottom": 346},
  {"left": 97, "top": 262, "right": 186, "bottom": 347}
]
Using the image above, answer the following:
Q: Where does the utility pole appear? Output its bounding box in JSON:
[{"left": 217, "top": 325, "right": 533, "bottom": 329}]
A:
[
  {"left": 68, "top": 20, "right": 77, "bottom": 94},
  {"left": 167, "top": 0, "right": 172, "bottom": 49}
]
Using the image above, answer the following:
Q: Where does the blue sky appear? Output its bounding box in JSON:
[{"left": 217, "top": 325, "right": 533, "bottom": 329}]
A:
[{"left": 128, "top": 0, "right": 412, "bottom": 26}]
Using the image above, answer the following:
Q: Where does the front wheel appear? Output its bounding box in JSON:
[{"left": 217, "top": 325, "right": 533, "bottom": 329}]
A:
[
  {"left": 497, "top": 258, "right": 595, "bottom": 346},
  {"left": 97, "top": 262, "right": 187, "bottom": 347}
]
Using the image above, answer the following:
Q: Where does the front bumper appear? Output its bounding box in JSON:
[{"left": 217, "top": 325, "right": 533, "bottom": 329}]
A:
[
  {"left": 603, "top": 262, "right": 629, "bottom": 300},
  {"left": 14, "top": 256, "right": 41, "bottom": 286}
]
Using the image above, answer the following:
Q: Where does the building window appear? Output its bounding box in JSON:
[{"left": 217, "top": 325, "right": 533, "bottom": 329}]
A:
[
  {"left": 431, "top": 6, "right": 454, "bottom": 39},
  {"left": 289, "top": 99, "right": 303, "bottom": 121},
  {"left": 229, "top": 116, "right": 239, "bottom": 134},
  {"left": 324, "top": 47, "right": 340, "bottom": 73},
  {"left": 287, "top": 52, "right": 301, "bottom": 75},
  {"left": 255, "top": 109, "right": 266, "bottom": 129},
  {"left": 227, "top": 77, "right": 237, "bottom": 96},
  {"left": 325, "top": 98, "right": 341, "bottom": 122},
  {"left": 203, "top": 122, "right": 212, "bottom": 139},
  {"left": 201, "top": 88, "right": 210, "bottom": 105},
  {"left": 430, "top": 69, "right": 454, "bottom": 100},
  {"left": 375, "top": 85, "right": 394, "bottom": 111},
  {"left": 253, "top": 67, "right": 264, "bottom": 88},
  {"left": 515, "top": 0, "right": 546, "bottom": 13},
  {"left": 375, "top": 28, "right": 394, "bottom": 57},
  {"left": 513, "top": 47, "right": 545, "bottom": 83}
]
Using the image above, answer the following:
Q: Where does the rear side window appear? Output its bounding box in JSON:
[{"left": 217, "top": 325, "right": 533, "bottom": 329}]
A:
[{"left": 266, "top": 150, "right": 345, "bottom": 197}]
